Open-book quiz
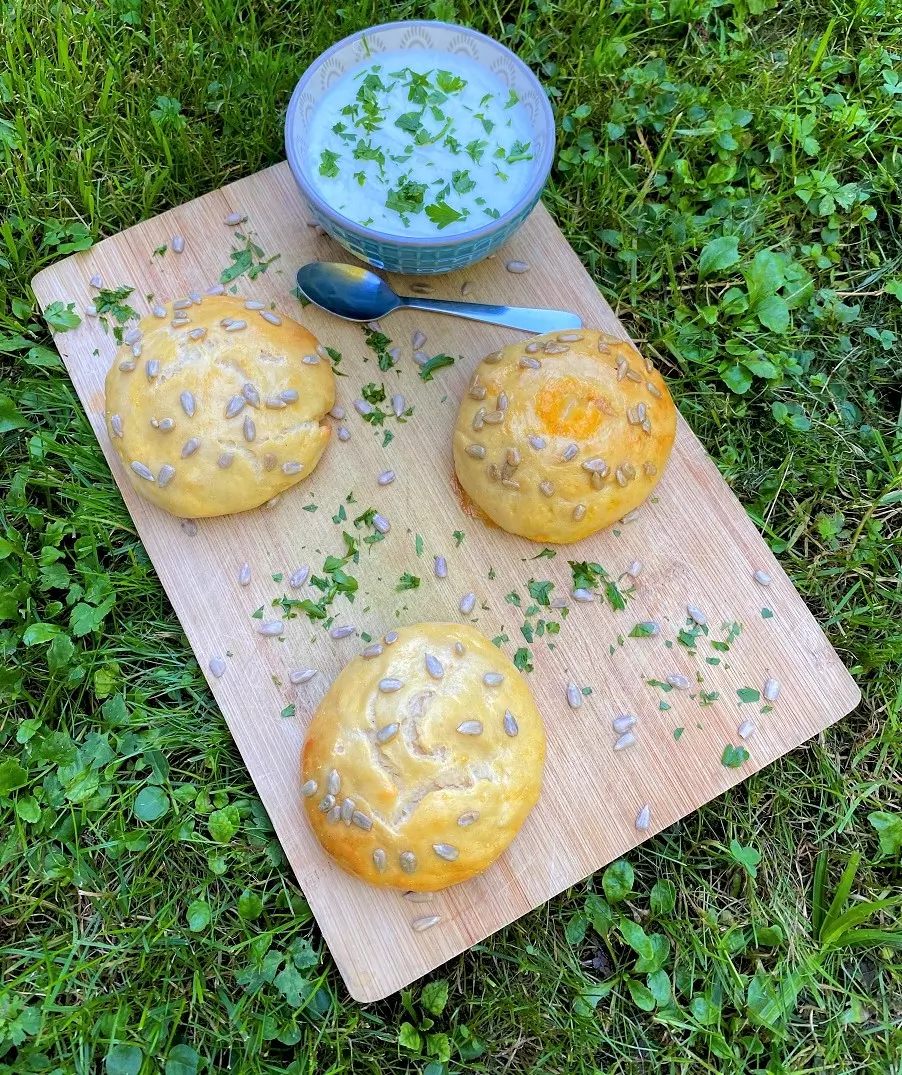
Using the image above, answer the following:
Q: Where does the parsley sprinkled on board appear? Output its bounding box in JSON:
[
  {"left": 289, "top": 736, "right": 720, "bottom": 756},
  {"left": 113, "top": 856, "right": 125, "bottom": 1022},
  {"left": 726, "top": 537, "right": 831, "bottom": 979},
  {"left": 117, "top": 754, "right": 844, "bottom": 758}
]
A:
[
  {"left": 396, "top": 573, "right": 420, "bottom": 592},
  {"left": 513, "top": 647, "right": 533, "bottom": 672},
  {"left": 418, "top": 353, "right": 456, "bottom": 381},
  {"left": 363, "top": 327, "right": 396, "bottom": 371},
  {"left": 382, "top": 430, "right": 394, "bottom": 447},
  {"left": 153, "top": 244, "right": 167, "bottom": 257},
  {"left": 361, "top": 382, "right": 386, "bottom": 404},
  {"left": 415, "top": 535, "right": 424, "bottom": 557},
  {"left": 721, "top": 744, "right": 750, "bottom": 768},
  {"left": 527, "top": 579, "right": 554, "bottom": 606},
  {"left": 737, "top": 687, "right": 761, "bottom": 703},
  {"left": 673, "top": 726, "right": 684, "bottom": 739},
  {"left": 220, "top": 231, "right": 279, "bottom": 285},
  {"left": 630, "top": 622, "right": 658, "bottom": 638},
  {"left": 452, "top": 530, "right": 465, "bottom": 547},
  {"left": 281, "top": 704, "right": 296, "bottom": 719}
]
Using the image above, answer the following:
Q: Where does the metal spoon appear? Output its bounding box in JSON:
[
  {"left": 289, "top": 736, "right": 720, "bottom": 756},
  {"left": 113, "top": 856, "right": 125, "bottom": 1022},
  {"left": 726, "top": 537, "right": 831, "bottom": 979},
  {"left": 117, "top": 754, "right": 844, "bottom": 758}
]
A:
[{"left": 296, "top": 262, "right": 582, "bottom": 333}]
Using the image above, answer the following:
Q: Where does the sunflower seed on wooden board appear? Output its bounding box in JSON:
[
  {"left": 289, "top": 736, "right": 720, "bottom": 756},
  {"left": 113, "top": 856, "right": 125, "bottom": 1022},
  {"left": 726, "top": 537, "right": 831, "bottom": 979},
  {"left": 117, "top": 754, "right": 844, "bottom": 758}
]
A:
[
  {"left": 457, "top": 720, "right": 483, "bottom": 735},
  {"left": 434, "top": 555, "right": 447, "bottom": 578},
  {"left": 425, "top": 654, "right": 444, "bottom": 679},
  {"left": 404, "top": 891, "right": 433, "bottom": 903},
  {"left": 378, "top": 470, "right": 395, "bottom": 486},
  {"left": 635, "top": 805, "right": 651, "bottom": 831},
  {"left": 503, "top": 710, "right": 519, "bottom": 737},
  {"left": 257, "top": 620, "right": 283, "bottom": 636},
  {"left": 738, "top": 720, "right": 756, "bottom": 739},
  {"left": 667, "top": 674, "right": 691, "bottom": 689},
  {"left": 687, "top": 604, "right": 707, "bottom": 626},
  {"left": 180, "top": 520, "right": 198, "bottom": 536},
  {"left": 152, "top": 304, "right": 167, "bottom": 318},
  {"left": 172, "top": 298, "right": 192, "bottom": 311},
  {"left": 205, "top": 283, "right": 225, "bottom": 296},
  {"left": 289, "top": 668, "right": 317, "bottom": 685},
  {"left": 89, "top": 273, "right": 103, "bottom": 289},
  {"left": 571, "top": 588, "right": 594, "bottom": 602},
  {"left": 753, "top": 570, "right": 772, "bottom": 586},
  {"left": 86, "top": 304, "right": 97, "bottom": 317},
  {"left": 626, "top": 561, "right": 643, "bottom": 577},
  {"left": 301, "top": 779, "right": 318, "bottom": 797},
  {"left": 337, "top": 425, "right": 351, "bottom": 441},
  {"left": 373, "top": 514, "right": 390, "bottom": 534},
  {"left": 354, "top": 399, "right": 373, "bottom": 416},
  {"left": 612, "top": 715, "right": 637, "bottom": 733},
  {"left": 614, "top": 732, "right": 636, "bottom": 751},
  {"left": 412, "top": 915, "right": 441, "bottom": 932},
  {"left": 208, "top": 656, "right": 226, "bottom": 678},
  {"left": 330, "top": 625, "right": 356, "bottom": 639},
  {"left": 244, "top": 300, "right": 266, "bottom": 309},
  {"left": 459, "top": 592, "right": 476, "bottom": 615},
  {"left": 413, "top": 350, "right": 429, "bottom": 367},
  {"left": 391, "top": 394, "right": 405, "bottom": 418},
  {"left": 566, "top": 682, "right": 582, "bottom": 709},
  {"left": 506, "top": 260, "right": 529, "bottom": 273},
  {"left": 329, "top": 404, "right": 345, "bottom": 420},
  {"left": 289, "top": 566, "right": 309, "bottom": 588},
  {"left": 763, "top": 677, "right": 781, "bottom": 702},
  {"left": 172, "top": 235, "right": 185, "bottom": 253},
  {"left": 620, "top": 509, "right": 640, "bottom": 524},
  {"left": 412, "top": 329, "right": 427, "bottom": 350}
]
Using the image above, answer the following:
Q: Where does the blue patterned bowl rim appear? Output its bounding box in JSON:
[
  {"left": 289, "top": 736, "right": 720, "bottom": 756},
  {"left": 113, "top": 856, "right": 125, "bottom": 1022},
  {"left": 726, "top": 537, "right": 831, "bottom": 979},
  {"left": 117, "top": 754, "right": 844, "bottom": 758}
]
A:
[{"left": 284, "top": 20, "right": 555, "bottom": 251}]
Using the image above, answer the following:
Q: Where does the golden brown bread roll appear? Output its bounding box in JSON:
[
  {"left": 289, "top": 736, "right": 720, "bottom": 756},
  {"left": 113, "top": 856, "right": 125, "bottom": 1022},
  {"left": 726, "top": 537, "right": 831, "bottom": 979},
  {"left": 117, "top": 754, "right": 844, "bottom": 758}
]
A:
[
  {"left": 452, "top": 328, "right": 676, "bottom": 543},
  {"left": 104, "top": 295, "right": 334, "bottom": 517},
  {"left": 301, "top": 622, "right": 545, "bottom": 891}
]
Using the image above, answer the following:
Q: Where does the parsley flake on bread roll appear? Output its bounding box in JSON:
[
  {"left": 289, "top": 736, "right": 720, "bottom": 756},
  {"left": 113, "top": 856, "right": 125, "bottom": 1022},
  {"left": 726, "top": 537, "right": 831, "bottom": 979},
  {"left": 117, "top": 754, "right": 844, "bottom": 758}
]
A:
[
  {"left": 453, "top": 329, "right": 677, "bottom": 543},
  {"left": 104, "top": 296, "right": 334, "bottom": 517},
  {"left": 301, "top": 623, "right": 546, "bottom": 891}
]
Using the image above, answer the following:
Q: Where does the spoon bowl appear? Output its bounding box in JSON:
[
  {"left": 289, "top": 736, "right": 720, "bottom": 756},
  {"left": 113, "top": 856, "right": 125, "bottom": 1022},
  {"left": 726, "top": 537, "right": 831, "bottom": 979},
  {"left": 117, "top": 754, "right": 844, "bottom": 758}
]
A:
[{"left": 296, "top": 262, "right": 582, "bottom": 334}]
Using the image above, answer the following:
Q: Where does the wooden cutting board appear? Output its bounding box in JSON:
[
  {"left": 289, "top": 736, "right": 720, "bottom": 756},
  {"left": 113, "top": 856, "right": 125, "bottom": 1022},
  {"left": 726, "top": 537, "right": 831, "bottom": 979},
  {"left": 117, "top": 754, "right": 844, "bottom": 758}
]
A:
[{"left": 32, "top": 162, "right": 860, "bottom": 1002}]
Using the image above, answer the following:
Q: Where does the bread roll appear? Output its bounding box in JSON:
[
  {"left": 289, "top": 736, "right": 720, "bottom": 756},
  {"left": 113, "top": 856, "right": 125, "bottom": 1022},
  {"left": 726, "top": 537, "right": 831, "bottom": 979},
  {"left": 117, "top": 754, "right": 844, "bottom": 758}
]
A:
[
  {"left": 104, "top": 296, "right": 334, "bottom": 517},
  {"left": 301, "top": 622, "right": 545, "bottom": 891},
  {"left": 452, "top": 329, "right": 676, "bottom": 543}
]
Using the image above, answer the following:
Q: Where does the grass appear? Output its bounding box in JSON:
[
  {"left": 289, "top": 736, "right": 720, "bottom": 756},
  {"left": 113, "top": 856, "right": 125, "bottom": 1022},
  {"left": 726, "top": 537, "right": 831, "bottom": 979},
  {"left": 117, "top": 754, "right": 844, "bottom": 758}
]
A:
[{"left": 2, "top": 0, "right": 901, "bottom": 1071}]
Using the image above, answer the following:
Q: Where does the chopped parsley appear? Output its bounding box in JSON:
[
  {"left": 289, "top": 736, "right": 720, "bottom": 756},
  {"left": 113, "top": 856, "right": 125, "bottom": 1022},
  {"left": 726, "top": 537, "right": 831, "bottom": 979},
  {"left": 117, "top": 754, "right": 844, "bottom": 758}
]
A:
[
  {"left": 418, "top": 352, "right": 456, "bottom": 381},
  {"left": 452, "top": 530, "right": 465, "bottom": 547},
  {"left": 319, "top": 149, "right": 341, "bottom": 177},
  {"left": 363, "top": 327, "right": 396, "bottom": 372},
  {"left": 513, "top": 647, "right": 533, "bottom": 673},
  {"left": 425, "top": 200, "right": 466, "bottom": 229},
  {"left": 721, "top": 744, "right": 750, "bottom": 768},
  {"left": 281, "top": 703, "right": 296, "bottom": 719},
  {"left": 629, "top": 622, "right": 658, "bottom": 638},
  {"left": 396, "top": 573, "right": 421, "bottom": 592},
  {"left": 737, "top": 687, "right": 761, "bottom": 704}
]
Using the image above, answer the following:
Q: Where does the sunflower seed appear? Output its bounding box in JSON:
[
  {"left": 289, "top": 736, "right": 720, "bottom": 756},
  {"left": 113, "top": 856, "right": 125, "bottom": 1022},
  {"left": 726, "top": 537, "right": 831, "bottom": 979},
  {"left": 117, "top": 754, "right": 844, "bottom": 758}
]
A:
[
  {"left": 483, "top": 409, "right": 505, "bottom": 424},
  {"left": 539, "top": 480, "right": 555, "bottom": 497},
  {"left": 242, "top": 383, "right": 260, "bottom": 407},
  {"left": 205, "top": 283, "right": 225, "bottom": 296},
  {"left": 318, "top": 795, "right": 335, "bottom": 813},
  {"left": 225, "top": 319, "right": 247, "bottom": 332},
  {"left": 277, "top": 389, "right": 297, "bottom": 405},
  {"left": 615, "top": 466, "right": 629, "bottom": 487},
  {"left": 131, "top": 461, "right": 155, "bottom": 481},
  {"left": 412, "top": 329, "right": 427, "bottom": 350},
  {"left": 316, "top": 344, "right": 329, "bottom": 360},
  {"left": 519, "top": 355, "right": 542, "bottom": 370},
  {"left": 465, "top": 444, "right": 486, "bottom": 459},
  {"left": 123, "top": 327, "right": 141, "bottom": 346},
  {"left": 354, "top": 399, "right": 373, "bottom": 416},
  {"left": 352, "top": 811, "right": 372, "bottom": 831},
  {"left": 400, "top": 851, "right": 417, "bottom": 874},
  {"left": 157, "top": 418, "right": 175, "bottom": 432},
  {"left": 151, "top": 304, "right": 166, "bottom": 318},
  {"left": 89, "top": 273, "right": 103, "bottom": 289},
  {"left": 175, "top": 391, "right": 194, "bottom": 419},
  {"left": 289, "top": 668, "right": 317, "bottom": 685},
  {"left": 386, "top": 393, "right": 404, "bottom": 419},
  {"left": 425, "top": 654, "right": 444, "bottom": 680},
  {"left": 145, "top": 359, "right": 160, "bottom": 380},
  {"left": 561, "top": 442, "right": 579, "bottom": 462},
  {"left": 497, "top": 392, "right": 508, "bottom": 411},
  {"left": 685, "top": 604, "right": 707, "bottom": 626},
  {"left": 627, "top": 561, "right": 643, "bottom": 577},
  {"left": 384, "top": 631, "right": 398, "bottom": 644},
  {"left": 550, "top": 597, "right": 568, "bottom": 609},
  {"left": 525, "top": 342, "right": 540, "bottom": 353},
  {"left": 244, "top": 299, "right": 265, "bottom": 310},
  {"left": 404, "top": 891, "right": 433, "bottom": 903},
  {"left": 260, "top": 310, "right": 282, "bottom": 325},
  {"left": 362, "top": 643, "right": 383, "bottom": 659},
  {"left": 647, "top": 381, "right": 662, "bottom": 399},
  {"left": 613, "top": 715, "right": 637, "bottom": 733},
  {"left": 528, "top": 435, "right": 547, "bottom": 450},
  {"left": 301, "top": 779, "right": 318, "bottom": 797},
  {"left": 667, "top": 674, "right": 691, "bottom": 689},
  {"left": 110, "top": 414, "right": 123, "bottom": 437},
  {"left": 225, "top": 396, "right": 245, "bottom": 418},
  {"left": 558, "top": 332, "right": 584, "bottom": 342},
  {"left": 433, "top": 843, "right": 458, "bottom": 861},
  {"left": 132, "top": 342, "right": 144, "bottom": 359},
  {"left": 84, "top": 303, "right": 98, "bottom": 318},
  {"left": 544, "top": 342, "right": 569, "bottom": 355},
  {"left": 172, "top": 235, "right": 185, "bottom": 253},
  {"left": 376, "top": 722, "right": 399, "bottom": 744},
  {"left": 180, "top": 437, "right": 200, "bottom": 458},
  {"left": 378, "top": 677, "right": 403, "bottom": 694},
  {"left": 501, "top": 477, "right": 520, "bottom": 490},
  {"left": 614, "top": 732, "right": 636, "bottom": 751},
  {"left": 637, "top": 621, "right": 659, "bottom": 635},
  {"left": 157, "top": 464, "right": 176, "bottom": 488},
  {"left": 265, "top": 396, "right": 286, "bottom": 410},
  {"left": 327, "top": 770, "right": 341, "bottom": 796},
  {"left": 387, "top": 347, "right": 401, "bottom": 364},
  {"left": 566, "top": 682, "right": 582, "bottom": 709},
  {"left": 469, "top": 385, "right": 487, "bottom": 401},
  {"left": 372, "top": 849, "right": 387, "bottom": 872},
  {"left": 243, "top": 415, "right": 255, "bottom": 442},
  {"left": 457, "top": 720, "right": 483, "bottom": 735},
  {"left": 461, "top": 281, "right": 472, "bottom": 296},
  {"left": 637, "top": 402, "right": 648, "bottom": 422},
  {"left": 571, "top": 588, "right": 594, "bottom": 602},
  {"left": 413, "top": 350, "right": 429, "bottom": 366},
  {"left": 327, "top": 805, "right": 341, "bottom": 824},
  {"left": 455, "top": 641, "right": 464, "bottom": 655},
  {"left": 644, "top": 462, "right": 658, "bottom": 476},
  {"left": 340, "top": 798, "right": 355, "bottom": 824},
  {"left": 373, "top": 514, "right": 390, "bottom": 534},
  {"left": 377, "top": 470, "right": 395, "bottom": 486},
  {"left": 505, "top": 447, "right": 520, "bottom": 469},
  {"left": 573, "top": 504, "right": 587, "bottom": 521},
  {"left": 472, "top": 408, "right": 485, "bottom": 432},
  {"left": 459, "top": 592, "right": 476, "bottom": 615},
  {"left": 337, "top": 425, "right": 351, "bottom": 441},
  {"left": 218, "top": 452, "right": 234, "bottom": 468},
  {"left": 257, "top": 620, "right": 283, "bottom": 636},
  {"left": 330, "top": 625, "right": 356, "bottom": 639},
  {"left": 458, "top": 811, "right": 479, "bottom": 827},
  {"left": 483, "top": 350, "right": 503, "bottom": 364},
  {"left": 635, "top": 805, "right": 651, "bottom": 831},
  {"left": 434, "top": 555, "right": 447, "bottom": 578},
  {"left": 616, "top": 359, "right": 628, "bottom": 381},
  {"left": 412, "top": 915, "right": 441, "bottom": 932},
  {"left": 172, "top": 298, "right": 192, "bottom": 311},
  {"left": 503, "top": 710, "right": 519, "bottom": 737},
  {"left": 621, "top": 509, "right": 640, "bottom": 523},
  {"left": 285, "top": 567, "right": 308, "bottom": 590},
  {"left": 281, "top": 461, "right": 302, "bottom": 476},
  {"left": 302, "top": 354, "right": 320, "bottom": 365},
  {"left": 189, "top": 291, "right": 203, "bottom": 304},
  {"left": 261, "top": 452, "right": 276, "bottom": 471},
  {"left": 581, "top": 458, "right": 608, "bottom": 474},
  {"left": 220, "top": 319, "right": 235, "bottom": 330},
  {"left": 483, "top": 672, "right": 504, "bottom": 686},
  {"left": 627, "top": 406, "right": 641, "bottom": 425},
  {"left": 119, "top": 360, "right": 136, "bottom": 372},
  {"left": 763, "top": 677, "right": 781, "bottom": 702},
  {"left": 506, "top": 260, "right": 530, "bottom": 273},
  {"left": 753, "top": 570, "right": 772, "bottom": 586},
  {"left": 738, "top": 719, "right": 756, "bottom": 739},
  {"left": 172, "top": 315, "right": 191, "bottom": 327}
]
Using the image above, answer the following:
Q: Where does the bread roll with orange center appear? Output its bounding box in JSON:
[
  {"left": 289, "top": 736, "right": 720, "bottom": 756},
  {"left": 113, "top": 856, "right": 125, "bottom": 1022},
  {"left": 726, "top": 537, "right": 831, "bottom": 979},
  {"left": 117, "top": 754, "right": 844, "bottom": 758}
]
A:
[
  {"left": 452, "top": 329, "right": 676, "bottom": 543},
  {"left": 301, "top": 622, "right": 545, "bottom": 891},
  {"left": 104, "top": 295, "right": 334, "bottom": 517}
]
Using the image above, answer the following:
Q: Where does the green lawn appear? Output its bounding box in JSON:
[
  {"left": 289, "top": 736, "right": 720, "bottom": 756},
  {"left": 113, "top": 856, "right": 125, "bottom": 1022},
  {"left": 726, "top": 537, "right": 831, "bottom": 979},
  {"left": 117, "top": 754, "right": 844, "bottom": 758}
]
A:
[{"left": 2, "top": 0, "right": 901, "bottom": 1072}]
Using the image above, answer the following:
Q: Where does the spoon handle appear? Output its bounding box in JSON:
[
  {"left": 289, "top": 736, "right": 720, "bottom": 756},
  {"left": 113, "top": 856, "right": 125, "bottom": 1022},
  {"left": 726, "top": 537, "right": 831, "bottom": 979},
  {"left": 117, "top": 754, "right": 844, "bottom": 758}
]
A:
[{"left": 397, "top": 296, "right": 582, "bottom": 334}]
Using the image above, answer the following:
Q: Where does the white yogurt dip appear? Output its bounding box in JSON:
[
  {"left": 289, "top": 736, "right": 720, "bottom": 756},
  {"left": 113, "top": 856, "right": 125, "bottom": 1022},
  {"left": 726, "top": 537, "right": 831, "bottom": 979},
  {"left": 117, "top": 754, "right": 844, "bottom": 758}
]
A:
[{"left": 305, "top": 50, "right": 536, "bottom": 237}]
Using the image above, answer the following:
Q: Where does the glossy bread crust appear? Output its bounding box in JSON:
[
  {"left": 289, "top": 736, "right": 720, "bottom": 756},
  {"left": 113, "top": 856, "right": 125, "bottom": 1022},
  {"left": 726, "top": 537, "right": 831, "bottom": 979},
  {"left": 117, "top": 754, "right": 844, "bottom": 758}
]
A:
[
  {"left": 301, "top": 622, "right": 546, "bottom": 891},
  {"left": 104, "top": 296, "right": 334, "bottom": 517},
  {"left": 452, "top": 329, "right": 677, "bottom": 543}
]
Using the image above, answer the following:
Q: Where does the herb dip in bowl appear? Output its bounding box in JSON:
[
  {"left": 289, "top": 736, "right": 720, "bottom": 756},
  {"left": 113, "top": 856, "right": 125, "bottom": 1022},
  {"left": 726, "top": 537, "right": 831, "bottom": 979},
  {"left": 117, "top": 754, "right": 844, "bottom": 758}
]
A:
[{"left": 285, "top": 21, "right": 555, "bottom": 275}]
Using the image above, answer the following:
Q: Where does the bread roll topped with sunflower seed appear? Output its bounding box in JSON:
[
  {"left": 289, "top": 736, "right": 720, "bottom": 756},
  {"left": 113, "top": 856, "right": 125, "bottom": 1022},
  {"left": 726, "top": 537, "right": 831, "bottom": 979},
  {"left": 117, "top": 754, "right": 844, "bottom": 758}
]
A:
[
  {"left": 452, "top": 329, "right": 676, "bottom": 543},
  {"left": 301, "top": 622, "right": 545, "bottom": 891},
  {"left": 104, "top": 295, "right": 334, "bottom": 517}
]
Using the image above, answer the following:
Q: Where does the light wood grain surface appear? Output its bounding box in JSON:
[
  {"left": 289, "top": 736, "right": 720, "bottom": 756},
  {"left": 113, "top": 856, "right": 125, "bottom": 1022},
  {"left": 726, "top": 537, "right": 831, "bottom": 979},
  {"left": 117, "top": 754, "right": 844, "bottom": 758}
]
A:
[{"left": 31, "top": 162, "right": 860, "bottom": 1002}]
